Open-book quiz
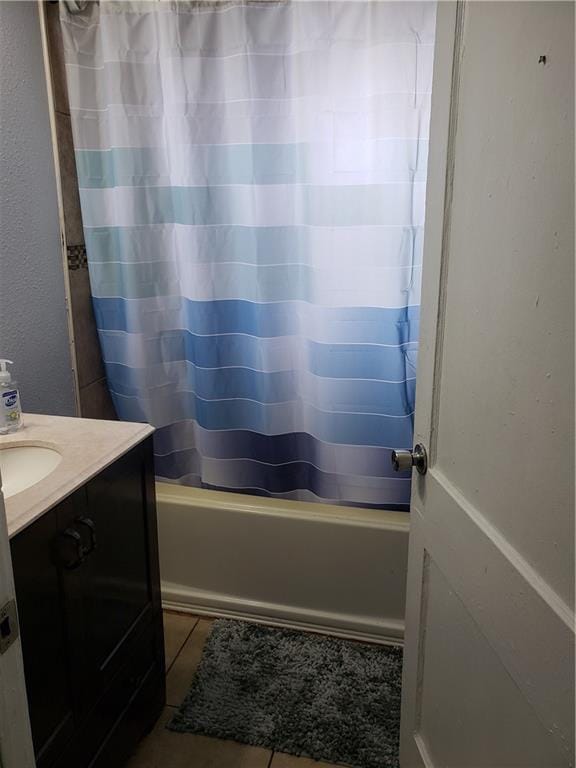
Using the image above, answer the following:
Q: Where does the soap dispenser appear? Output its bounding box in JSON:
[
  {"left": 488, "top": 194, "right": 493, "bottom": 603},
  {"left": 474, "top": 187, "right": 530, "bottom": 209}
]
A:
[{"left": 0, "top": 360, "right": 23, "bottom": 434}]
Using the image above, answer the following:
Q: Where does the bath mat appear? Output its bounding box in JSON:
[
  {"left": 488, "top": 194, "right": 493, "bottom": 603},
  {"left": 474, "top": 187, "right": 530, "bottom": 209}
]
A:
[{"left": 167, "top": 619, "right": 403, "bottom": 768}]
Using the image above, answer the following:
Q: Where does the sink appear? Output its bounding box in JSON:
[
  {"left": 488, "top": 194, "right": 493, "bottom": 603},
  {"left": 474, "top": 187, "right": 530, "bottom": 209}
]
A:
[{"left": 0, "top": 445, "right": 62, "bottom": 499}]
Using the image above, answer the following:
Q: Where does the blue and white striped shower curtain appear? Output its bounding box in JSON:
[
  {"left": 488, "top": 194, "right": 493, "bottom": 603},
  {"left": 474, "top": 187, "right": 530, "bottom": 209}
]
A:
[{"left": 61, "top": 1, "right": 435, "bottom": 509}]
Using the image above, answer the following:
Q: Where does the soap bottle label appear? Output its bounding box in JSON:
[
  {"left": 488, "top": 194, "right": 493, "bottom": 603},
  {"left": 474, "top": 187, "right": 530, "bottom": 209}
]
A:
[
  {"left": 3, "top": 390, "right": 18, "bottom": 409},
  {"left": 1, "top": 389, "right": 21, "bottom": 427}
]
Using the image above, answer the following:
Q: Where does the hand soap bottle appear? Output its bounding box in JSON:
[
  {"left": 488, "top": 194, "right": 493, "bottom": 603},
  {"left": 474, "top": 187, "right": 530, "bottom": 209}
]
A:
[{"left": 0, "top": 360, "right": 23, "bottom": 434}]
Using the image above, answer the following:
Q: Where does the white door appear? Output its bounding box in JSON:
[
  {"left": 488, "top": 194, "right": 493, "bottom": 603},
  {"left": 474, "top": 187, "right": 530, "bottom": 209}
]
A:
[
  {"left": 400, "top": 2, "right": 574, "bottom": 767},
  {"left": 0, "top": 479, "right": 35, "bottom": 768}
]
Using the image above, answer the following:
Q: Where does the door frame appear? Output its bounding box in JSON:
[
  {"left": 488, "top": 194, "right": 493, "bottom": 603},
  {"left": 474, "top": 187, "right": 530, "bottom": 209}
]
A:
[{"left": 0, "top": 476, "right": 35, "bottom": 768}]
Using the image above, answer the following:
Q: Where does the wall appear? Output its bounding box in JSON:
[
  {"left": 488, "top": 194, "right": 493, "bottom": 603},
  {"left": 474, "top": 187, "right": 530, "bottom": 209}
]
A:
[
  {"left": 0, "top": 1, "right": 75, "bottom": 417},
  {"left": 45, "top": 4, "right": 116, "bottom": 420}
]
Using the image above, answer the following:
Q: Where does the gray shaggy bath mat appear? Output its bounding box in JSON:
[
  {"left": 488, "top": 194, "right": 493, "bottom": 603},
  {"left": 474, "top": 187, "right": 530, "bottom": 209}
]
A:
[{"left": 167, "top": 619, "right": 403, "bottom": 768}]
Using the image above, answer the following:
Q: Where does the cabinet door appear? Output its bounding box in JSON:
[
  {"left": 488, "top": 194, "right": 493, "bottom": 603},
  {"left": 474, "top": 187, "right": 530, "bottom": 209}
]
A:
[
  {"left": 10, "top": 500, "right": 78, "bottom": 768},
  {"left": 63, "top": 442, "right": 156, "bottom": 711}
]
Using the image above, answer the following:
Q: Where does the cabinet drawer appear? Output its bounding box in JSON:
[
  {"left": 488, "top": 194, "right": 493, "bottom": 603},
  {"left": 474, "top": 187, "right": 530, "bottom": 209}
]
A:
[
  {"left": 92, "top": 663, "right": 164, "bottom": 768},
  {"left": 53, "top": 624, "right": 157, "bottom": 768}
]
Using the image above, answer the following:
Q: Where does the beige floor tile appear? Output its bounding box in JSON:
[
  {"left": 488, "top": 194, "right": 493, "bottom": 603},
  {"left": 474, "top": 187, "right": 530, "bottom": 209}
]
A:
[
  {"left": 126, "top": 708, "right": 272, "bottom": 768},
  {"left": 163, "top": 612, "right": 199, "bottom": 671},
  {"left": 166, "top": 618, "right": 214, "bottom": 707},
  {"left": 270, "top": 753, "right": 341, "bottom": 768}
]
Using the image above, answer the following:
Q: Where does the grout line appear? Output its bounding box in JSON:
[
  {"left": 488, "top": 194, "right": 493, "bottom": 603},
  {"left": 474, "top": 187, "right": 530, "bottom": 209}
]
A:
[
  {"left": 165, "top": 617, "right": 199, "bottom": 675},
  {"left": 80, "top": 375, "right": 107, "bottom": 391},
  {"left": 164, "top": 613, "right": 200, "bottom": 676}
]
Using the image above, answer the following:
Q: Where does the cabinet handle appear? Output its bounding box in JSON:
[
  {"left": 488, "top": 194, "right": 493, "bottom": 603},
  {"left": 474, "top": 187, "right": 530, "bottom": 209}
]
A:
[
  {"left": 76, "top": 517, "right": 97, "bottom": 556},
  {"left": 59, "top": 528, "right": 86, "bottom": 570}
]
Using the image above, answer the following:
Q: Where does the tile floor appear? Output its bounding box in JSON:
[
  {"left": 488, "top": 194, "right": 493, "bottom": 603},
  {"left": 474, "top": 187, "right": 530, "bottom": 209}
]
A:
[{"left": 126, "top": 611, "right": 341, "bottom": 768}]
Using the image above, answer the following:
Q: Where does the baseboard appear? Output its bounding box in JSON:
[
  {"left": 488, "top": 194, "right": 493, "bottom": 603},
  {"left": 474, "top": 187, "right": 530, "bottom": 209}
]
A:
[{"left": 161, "top": 582, "right": 404, "bottom": 646}]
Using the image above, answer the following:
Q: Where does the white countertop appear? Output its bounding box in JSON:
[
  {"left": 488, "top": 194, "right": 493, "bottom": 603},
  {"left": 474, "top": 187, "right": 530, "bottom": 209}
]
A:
[{"left": 0, "top": 414, "right": 154, "bottom": 539}]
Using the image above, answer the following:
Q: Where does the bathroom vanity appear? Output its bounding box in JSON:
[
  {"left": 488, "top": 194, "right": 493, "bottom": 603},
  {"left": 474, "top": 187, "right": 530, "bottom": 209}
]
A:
[{"left": 2, "top": 415, "right": 165, "bottom": 768}]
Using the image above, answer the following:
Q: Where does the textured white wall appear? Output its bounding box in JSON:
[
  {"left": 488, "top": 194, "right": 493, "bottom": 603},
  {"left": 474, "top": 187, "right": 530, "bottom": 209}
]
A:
[{"left": 0, "top": 1, "right": 75, "bottom": 416}]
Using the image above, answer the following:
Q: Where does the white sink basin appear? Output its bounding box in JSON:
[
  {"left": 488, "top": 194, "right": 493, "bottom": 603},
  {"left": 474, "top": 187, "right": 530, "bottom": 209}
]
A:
[{"left": 0, "top": 445, "right": 62, "bottom": 499}]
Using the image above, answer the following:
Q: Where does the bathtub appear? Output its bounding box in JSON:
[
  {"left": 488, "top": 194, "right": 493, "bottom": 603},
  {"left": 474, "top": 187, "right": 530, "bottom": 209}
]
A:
[{"left": 156, "top": 483, "right": 409, "bottom": 645}]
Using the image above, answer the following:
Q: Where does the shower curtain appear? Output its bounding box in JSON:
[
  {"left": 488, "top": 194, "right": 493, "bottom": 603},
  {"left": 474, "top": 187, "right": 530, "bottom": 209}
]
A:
[{"left": 61, "top": 1, "right": 435, "bottom": 509}]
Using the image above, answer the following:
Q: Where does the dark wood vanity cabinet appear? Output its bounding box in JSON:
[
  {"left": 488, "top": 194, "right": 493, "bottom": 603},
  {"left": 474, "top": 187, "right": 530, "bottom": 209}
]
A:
[{"left": 10, "top": 437, "right": 165, "bottom": 768}]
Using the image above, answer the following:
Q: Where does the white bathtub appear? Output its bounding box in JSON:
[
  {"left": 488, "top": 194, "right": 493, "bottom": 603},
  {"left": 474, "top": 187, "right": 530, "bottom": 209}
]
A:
[{"left": 156, "top": 483, "right": 409, "bottom": 645}]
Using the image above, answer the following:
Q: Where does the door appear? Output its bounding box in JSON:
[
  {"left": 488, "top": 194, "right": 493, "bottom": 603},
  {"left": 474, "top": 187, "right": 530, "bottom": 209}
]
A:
[
  {"left": 62, "top": 442, "right": 159, "bottom": 713},
  {"left": 0, "top": 477, "right": 35, "bottom": 768},
  {"left": 11, "top": 500, "right": 78, "bottom": 768},
  {"left": 399, "top": 3, "right": 575, "bottom": 767}
]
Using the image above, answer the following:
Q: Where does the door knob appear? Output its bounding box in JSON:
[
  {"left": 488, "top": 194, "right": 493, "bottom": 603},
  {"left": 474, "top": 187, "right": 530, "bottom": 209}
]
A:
[{"left": 391, "top": 444, "right": 428, "bottom": 475}]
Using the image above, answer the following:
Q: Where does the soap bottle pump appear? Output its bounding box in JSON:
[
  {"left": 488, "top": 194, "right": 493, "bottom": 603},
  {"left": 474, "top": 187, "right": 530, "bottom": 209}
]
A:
[{"left": 0, "top": 360, "right": 23, "bottom": 434}]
